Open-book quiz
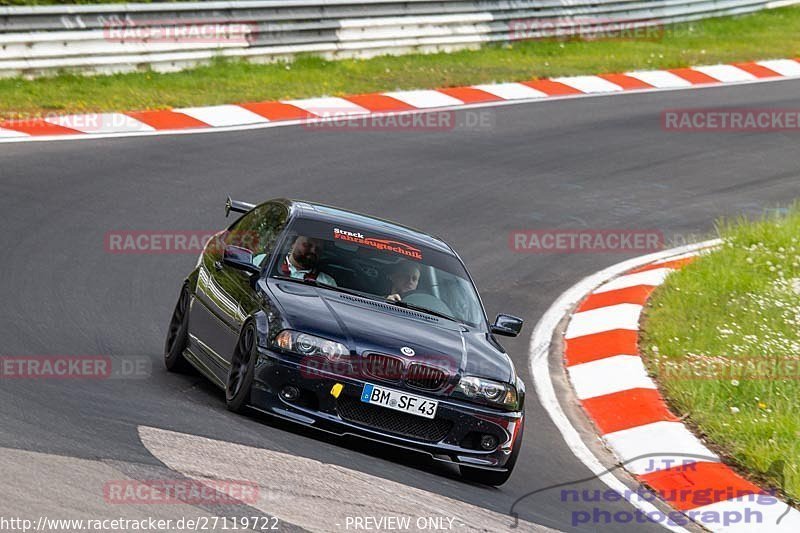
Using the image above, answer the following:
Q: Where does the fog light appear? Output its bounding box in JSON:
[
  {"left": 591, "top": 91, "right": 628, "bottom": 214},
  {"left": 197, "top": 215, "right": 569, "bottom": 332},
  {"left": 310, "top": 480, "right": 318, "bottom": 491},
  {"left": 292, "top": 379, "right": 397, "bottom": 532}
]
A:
[
  {"left": 280, "top": 385, "right": 300, "bottom": 402},
  {"left": 479, "top": 434, "right": 499, "bottom": 451}
]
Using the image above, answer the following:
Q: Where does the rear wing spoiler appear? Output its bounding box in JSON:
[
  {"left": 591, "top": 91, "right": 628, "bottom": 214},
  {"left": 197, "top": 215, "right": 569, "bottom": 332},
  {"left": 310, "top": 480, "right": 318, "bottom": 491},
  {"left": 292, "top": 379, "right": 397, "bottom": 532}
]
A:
[{"left": 225, "top": 196, "right": 256, "bottom": 218}]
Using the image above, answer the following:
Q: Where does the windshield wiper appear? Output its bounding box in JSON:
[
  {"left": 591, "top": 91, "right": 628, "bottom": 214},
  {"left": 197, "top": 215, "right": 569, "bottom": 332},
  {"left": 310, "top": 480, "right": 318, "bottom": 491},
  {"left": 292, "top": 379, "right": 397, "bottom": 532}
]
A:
[
  {"left": 385, "top": 299, "right": 455, "bottom": 322},
  {"left": 274, "top": 276, "right": 457, "bottom": 321},
  {"left": 273, "top": 276, "right": 385, "bottom": 301}
]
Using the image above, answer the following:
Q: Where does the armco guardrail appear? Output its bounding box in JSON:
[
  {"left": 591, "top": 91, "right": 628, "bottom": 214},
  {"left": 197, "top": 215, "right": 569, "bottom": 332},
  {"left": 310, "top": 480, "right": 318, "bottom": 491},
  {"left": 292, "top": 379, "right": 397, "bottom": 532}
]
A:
[{"left": 0, "top": 0, "right": 794, "bottom": 78}]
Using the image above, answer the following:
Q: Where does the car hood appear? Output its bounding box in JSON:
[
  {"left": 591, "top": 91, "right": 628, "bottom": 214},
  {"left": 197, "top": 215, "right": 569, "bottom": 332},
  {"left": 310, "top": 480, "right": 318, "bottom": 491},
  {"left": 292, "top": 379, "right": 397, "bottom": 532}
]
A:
[{"left": 266, "top": 280, "right": 514, "bottom": 383}]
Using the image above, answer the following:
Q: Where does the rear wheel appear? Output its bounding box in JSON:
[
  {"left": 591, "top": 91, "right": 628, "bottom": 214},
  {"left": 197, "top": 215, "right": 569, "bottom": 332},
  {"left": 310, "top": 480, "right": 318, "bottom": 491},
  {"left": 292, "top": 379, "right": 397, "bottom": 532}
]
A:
[
  {"left": 459, "top": 415, "right": 524, "bottom": 486},
  {"left": 164, "top": 285, "right": 191, "bottom": 373},
  {"left": 226, "top": 322, "right": 257, "bottom": 413}
]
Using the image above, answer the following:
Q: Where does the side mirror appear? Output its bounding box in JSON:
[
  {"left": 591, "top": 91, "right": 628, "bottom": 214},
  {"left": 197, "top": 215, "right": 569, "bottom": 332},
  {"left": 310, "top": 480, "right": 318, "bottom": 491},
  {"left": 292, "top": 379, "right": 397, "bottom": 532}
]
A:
[
  {"left": 491, "top": 314, "right": 524, "bottom": 337},
  {"left": 222, "top": 245, "right": 261, "bottom": 275}
]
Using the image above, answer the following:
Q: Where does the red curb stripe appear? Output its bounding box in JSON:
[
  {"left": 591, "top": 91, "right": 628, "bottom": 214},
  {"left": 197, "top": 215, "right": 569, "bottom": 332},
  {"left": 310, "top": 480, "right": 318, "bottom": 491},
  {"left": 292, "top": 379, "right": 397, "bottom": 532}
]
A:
[
  {"left": 521, "top": 79, "right": 584, "bottom": 96},
  {"left": 668, "top": 68, "right": 719, "bottom": 85},
  {"left": 629, "top": 257, "right": 695, "bottom": 274},
  {"left": 126, "top": 110, "right": 210, "bottom": 130},
  {"left": 598, "top": 73, "right": 655, "bottom": 90},
  {"left": 0, "top": 119, "right": 81, "bottom": 136},
  {"left": 639, "top": 462, "right": 763, "bottom": 511},
  {"left": 733, "top": 62, "right": 782, "bottom": 79},
  {"left": 582, "top": 388, "right": 679, "bottom": 434},
  {"left": 238, "top": 101, "right": 314, "bottom": 121},
  {"left": 578, "top": 285, "right": 655, "bottom": 312},
  {"left": 564, "top": 329, "right": 639, "bottom": 366},
  {"left": 340, "top": 94, "right": 417, "bottom": 113},
  {"left": 436, "top": 86, "right": 502, "bottom": 104}
]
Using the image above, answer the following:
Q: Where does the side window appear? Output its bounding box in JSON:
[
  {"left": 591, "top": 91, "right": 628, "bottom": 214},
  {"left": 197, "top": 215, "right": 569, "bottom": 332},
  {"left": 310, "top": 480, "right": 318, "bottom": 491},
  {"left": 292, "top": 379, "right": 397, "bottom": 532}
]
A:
[{"left": 225, "top": 203, "right": 288, "bottom": 258}]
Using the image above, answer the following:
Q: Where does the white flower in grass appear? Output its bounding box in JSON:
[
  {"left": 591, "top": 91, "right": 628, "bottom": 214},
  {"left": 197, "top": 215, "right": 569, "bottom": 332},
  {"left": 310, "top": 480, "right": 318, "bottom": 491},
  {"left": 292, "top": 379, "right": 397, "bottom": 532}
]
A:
[
  {"left": 790, "top": 278, "right": 800, "bottom": 295},
  {"left": 730, "top": 406, "right": 740, "bottom": 414},
  {"left": 731, "top": 379, "right": 740, "bottom": 386}
]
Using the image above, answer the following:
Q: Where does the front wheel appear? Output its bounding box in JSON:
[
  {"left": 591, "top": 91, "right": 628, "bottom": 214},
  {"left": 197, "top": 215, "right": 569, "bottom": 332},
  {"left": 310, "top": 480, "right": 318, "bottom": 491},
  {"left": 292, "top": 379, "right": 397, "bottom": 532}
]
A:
[
  {"left": 226, "top": 322, "right": 257, "bottom": 413},
  {"left": 459, "top": 416, "right": 524, "bottom": 486},
  {"left": 164, "top": 285, "right": 191, "bottom": 373}
]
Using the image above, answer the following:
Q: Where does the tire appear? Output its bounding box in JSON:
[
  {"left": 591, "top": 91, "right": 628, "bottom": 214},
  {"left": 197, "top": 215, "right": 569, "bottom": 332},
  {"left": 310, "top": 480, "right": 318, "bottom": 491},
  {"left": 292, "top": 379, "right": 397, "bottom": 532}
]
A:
[
  {"left": 226, "top": 322, "right": 257, "bottom": 413},
  {"left": 459, "top": 415, "right": 524, "bottom": 486},
  {"left": 164, "top": 285, "right": 191, "bottom": 373}
]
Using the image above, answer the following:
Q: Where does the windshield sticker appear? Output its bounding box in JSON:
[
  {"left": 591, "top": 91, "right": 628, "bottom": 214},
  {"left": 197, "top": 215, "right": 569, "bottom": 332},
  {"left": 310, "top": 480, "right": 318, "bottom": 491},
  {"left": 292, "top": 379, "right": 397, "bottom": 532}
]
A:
[{"left": 333, "top": 228, "right": 423, "bottom": 260}]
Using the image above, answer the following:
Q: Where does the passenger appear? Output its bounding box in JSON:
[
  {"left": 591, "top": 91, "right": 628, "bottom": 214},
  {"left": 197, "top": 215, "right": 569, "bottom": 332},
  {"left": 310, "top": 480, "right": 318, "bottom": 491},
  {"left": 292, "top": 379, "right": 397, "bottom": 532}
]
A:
[{"left": 386, "top": 261, "right": 420, "bottom": 302}]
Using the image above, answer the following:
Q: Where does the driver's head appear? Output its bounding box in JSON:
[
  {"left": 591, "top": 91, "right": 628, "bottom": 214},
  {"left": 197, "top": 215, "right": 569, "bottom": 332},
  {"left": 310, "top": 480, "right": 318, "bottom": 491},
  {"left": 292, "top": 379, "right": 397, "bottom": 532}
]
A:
[
  {"left": 290, "top": 235, "right": 324, "bottom": 269},
  {"left": 390, "top": 261, "right": 420, "bottom": 294}
]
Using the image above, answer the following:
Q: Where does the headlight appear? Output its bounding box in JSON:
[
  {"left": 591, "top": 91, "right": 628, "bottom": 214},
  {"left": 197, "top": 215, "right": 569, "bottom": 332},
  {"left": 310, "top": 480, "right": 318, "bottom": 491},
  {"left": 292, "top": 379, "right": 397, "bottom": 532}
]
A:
[
  {"left": 274, "top": 330, "right": 348, "bottom": 361},
  {"left": 454, "top": 376, "right": 519, "bottom": 410}
]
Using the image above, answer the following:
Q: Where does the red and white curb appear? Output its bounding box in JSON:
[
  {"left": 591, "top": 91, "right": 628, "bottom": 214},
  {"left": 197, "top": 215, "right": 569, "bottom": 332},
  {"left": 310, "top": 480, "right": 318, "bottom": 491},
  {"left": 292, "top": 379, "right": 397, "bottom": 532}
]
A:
[
  {"left": 555, "top": 246, "right": 800, "bottom": 531},
  {"left": 2, "top": 58, "right": 800, "bottom": 143}
]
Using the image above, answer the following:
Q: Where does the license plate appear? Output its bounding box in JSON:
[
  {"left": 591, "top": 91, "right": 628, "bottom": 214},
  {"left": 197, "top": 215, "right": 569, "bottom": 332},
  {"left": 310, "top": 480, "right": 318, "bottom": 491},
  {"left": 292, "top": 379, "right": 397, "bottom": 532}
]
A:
[{"left": 360, "top": 383, "right": 438, "bottom": 419}]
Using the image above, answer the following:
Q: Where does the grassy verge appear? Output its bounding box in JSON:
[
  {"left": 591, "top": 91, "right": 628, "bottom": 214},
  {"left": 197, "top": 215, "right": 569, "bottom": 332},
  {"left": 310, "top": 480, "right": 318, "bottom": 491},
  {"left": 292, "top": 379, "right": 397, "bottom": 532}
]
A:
[
  {"left": 1, "top": 6, "right": 799, "bottom": 119},
  {"left": 640, "top": 205, "right": 800, "bottom": 503}
]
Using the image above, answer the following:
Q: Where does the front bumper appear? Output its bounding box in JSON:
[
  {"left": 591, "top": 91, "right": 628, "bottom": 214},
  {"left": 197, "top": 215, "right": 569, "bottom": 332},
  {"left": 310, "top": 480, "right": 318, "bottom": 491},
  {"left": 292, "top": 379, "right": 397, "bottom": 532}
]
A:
[{"left": 251, "top": 347, "right": 523, "bottom": 470}]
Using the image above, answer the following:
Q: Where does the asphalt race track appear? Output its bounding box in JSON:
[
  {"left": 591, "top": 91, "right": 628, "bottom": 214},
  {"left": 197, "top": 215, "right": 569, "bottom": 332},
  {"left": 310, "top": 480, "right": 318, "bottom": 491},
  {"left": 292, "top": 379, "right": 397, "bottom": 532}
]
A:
[{"left": 2, "top": 78, "right": 799, "bottom": 532}]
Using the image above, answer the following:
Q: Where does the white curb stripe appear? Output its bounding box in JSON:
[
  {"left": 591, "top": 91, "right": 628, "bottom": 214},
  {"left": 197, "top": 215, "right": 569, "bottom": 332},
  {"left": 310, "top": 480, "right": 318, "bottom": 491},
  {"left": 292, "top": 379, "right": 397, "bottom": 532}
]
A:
[
  {"left": 568, "top": 355, "right": 656, "bottom": 400},
  {"left": 284, "top": 96, "right": 370, "bottom": 116},
  {"left": 625, "top": 70, "right": 693, "bottom": 88},
  {"left": 383, "top": 89, "right": 464, "bottom": 108},
  {"left": 472, "top": 82, "right": 547, "bottom": 99},
  {"left": 594, "top": 268, "right": 673, "bottom": 294},
  {"left": 45, "top": 113, "right": 154, "bottom": 134},
  {"left": 175, "top": 105, "right": 268, "bottom": 127},
  {"left": 565, "top": 303, "right": 643, "bottom": 339},
  {"left": 691, "top": 497, "right": 800, "bottom": 532},
  {"left": 692, "top": 64, "right": 757, "bottom": 83},
  {"left": 604, "top": 421, "right": 720, "bottom": 475},
  {"left": 552, "top": 75, "right": 624, "bottom": 93},
  {"left": 756, "top": 59, "right": 800, "bottom": 76},
  {"left": 0, "top": 127, "right": 29, "bottom": 137}
]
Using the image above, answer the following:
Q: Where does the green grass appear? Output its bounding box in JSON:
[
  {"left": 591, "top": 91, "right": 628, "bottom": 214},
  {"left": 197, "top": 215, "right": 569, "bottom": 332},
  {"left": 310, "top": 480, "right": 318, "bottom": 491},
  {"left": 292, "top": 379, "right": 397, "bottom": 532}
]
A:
[
  {"left": 641, "top": 205, "right": 800, "bottom": 503},
  {"left": 1, "top": 6, "right": 799, "bottom": 119}
]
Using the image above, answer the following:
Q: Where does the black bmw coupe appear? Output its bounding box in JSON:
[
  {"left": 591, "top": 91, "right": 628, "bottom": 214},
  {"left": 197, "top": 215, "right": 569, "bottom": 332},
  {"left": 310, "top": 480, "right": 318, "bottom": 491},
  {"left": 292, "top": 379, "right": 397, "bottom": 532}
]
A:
[{"left": 165, "top": 198, "right": 525, "bottom": 485}]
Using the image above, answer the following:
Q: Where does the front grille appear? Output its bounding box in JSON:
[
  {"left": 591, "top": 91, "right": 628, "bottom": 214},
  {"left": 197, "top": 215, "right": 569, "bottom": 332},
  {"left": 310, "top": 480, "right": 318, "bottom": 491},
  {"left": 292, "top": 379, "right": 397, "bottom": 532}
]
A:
[
  {"left": 337, "top": 396, "right": 452, "bottom": 442},
  {"left": 406, "top": 363, "right": 448, "bottom": 391},
  {"left": 362, "top": 353, "right": 404, "bottom": 382}
]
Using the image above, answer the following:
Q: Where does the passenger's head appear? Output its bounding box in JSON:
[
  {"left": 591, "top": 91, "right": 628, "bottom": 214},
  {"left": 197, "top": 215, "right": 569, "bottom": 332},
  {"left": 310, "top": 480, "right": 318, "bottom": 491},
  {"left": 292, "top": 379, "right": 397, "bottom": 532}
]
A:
[
  {"left": 389, "top": 261, "right": 421, "bottom": 294},
  {"left": 290, "top": 235, "right": 324, "bottom": 269}
]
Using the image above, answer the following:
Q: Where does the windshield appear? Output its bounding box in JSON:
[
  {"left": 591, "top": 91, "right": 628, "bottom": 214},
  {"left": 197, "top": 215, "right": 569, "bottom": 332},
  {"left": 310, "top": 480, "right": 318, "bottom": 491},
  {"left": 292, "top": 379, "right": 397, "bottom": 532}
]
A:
[{"left": 267, "top": 217, "right": 486, "bottom": 327}]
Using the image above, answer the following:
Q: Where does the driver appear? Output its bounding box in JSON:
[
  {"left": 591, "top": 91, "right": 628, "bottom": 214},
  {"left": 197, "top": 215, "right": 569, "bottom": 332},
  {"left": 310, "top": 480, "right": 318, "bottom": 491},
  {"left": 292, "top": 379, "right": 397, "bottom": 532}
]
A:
[
  {"left": 386, "top": 261, "right": 420, "bottom": 302},
  {"left": 279, "top": 235, "right": 337, "bottom": 286}
]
